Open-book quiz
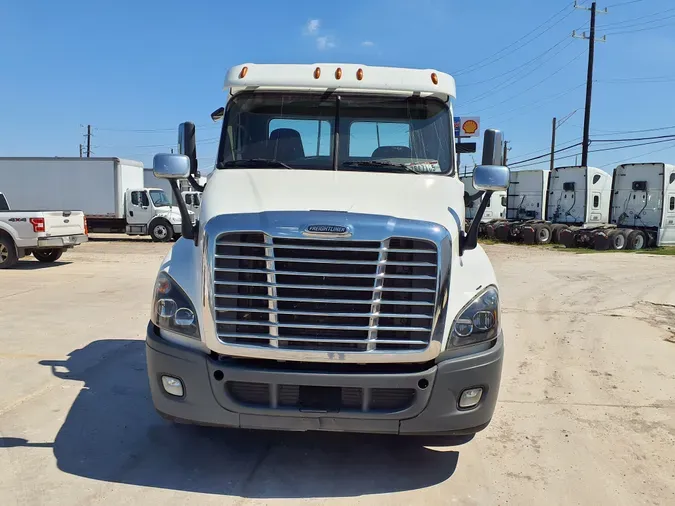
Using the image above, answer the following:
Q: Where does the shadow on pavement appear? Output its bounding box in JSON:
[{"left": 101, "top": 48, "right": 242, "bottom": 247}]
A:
[
  {"left": 19, "top": 339, "right": 464, "bottom": 498},
  {"left": 13, "top": 260, "right": 72, "bottom": 270}
]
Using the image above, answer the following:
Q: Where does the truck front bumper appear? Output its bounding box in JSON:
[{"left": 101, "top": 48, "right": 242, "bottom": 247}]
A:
[
  {"left": 146, "top": 323, "right": 503, "bottom": 435},
  {"left": 37, "top": 234, "right": 88, "bottom": 248}
]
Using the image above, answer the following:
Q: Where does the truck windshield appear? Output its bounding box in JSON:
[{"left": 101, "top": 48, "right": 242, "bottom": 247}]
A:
[
  {"left": 216, "top": 91, "right": 454, "bottom": 175},
  {"left": 149, "top": 190, "right": 171, "bottom": 207}
]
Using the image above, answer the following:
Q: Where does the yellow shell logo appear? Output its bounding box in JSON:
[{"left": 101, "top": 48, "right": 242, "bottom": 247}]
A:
[{"left": 462, "top": 120, "right": 478, "bottom": 135}]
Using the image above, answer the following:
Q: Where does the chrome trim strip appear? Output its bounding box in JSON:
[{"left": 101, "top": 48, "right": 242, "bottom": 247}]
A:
[
  {"left": 202, "top": 211, "right": 451, "bottom": 364},
  {"left": 214, "top": 294, "right": 435, "bottom": 306},
  {"left": 367, "top": 239, "right": 388, "bottom": 351},
  {"left": 214, "top": 280, "right": 434, "bottom": 293},
  {"left": 214, "top": 307, "right": 433, "bottom": 319},
  {"left": 264, "top": 234, "right": 279, "bottom": 348},
  {"left": 215, "top": 319, "right": 431, "bottom": 332}
]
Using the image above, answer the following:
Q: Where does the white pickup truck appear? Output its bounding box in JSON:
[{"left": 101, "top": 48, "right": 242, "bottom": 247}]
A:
[
  {"left": 145, "top": 63, "right": 509, "bottom": 437},
  {"left": 0, "top": 192, "right": 88, "bottom": 269}
]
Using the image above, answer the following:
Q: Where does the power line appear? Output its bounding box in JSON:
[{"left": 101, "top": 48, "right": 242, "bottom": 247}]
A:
[
  {"left": 509, "top": 142, "right": 583, "bottom": 166},
  {"left": 467, "top": 49, "right": 587, "bottom": 112},
  {"left": 95, "top": 123, "right": 219, "bottom": 133},
  {"left": 453, "top": 2, "right": 578, "bottom": 76},
  {"left": 590, "top": 134, "right": 675, "bottom": 143},
  {"left": 483, "top": 83, "right": 586, "bottom": 123},
  {"left": 591, "top": 125, "right": 675, "bottom": 135},
  {"left": 599, "top": 141, "right": 675, "bottom": 168},
  {"left": 605, "top": 0, "right": 647, "bottom": 7},
  {"left": 599, "top": 6, "right": 675, "bottom": 28}
]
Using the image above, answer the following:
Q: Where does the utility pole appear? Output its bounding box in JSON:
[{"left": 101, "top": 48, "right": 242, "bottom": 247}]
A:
[
  {"left": 79, "top": 144, "right": 83, "bottom": 158},
  {"left": 550, "top": 117, "right": 557, "bottom": 171},
  {"left": 502, "top": 141, "right": 509, "bottom": 166},
  {"left": 574, "top": 1, "right": 607, "bottom": 166},
  {"left": 86, "top": 125, "right": 92, "bottom": 158}
]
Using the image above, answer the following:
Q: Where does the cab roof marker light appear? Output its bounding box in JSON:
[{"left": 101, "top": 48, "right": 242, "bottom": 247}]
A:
[
  {"left": 239, "top": 66, "right": 248, "bottom": 79},
  {"left": 314, "top": 67, "right": 321, "bottom": 79}
]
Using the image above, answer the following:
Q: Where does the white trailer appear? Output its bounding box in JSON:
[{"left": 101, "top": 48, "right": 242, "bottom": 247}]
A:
[
  {"left": 489, "top": 169, "right": 548, "bottom": 241},
  {"left": 0, "top": 157, "right": 188, "bottom": 241},
  {"left": 562, "top": 163, "right": 675, "bottom": 250},
  {"left": 461, "top": 175, "right": 506, "bottom": 222}
]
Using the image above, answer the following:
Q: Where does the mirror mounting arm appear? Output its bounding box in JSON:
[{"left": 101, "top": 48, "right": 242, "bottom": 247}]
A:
[
  {"left": 459, "top": 190, "right": 494, "bottom": 256},
  {"left": 169, "top": 180, "right": 195, "bottom": 241}
]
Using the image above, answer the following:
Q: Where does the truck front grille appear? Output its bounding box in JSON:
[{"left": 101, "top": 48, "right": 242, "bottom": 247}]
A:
[
  {"left": 213, "top": 232, "right": 438, "bottom": 353},
  {"left": 226, "top": 381, "right": 416, "bottom": 413}
]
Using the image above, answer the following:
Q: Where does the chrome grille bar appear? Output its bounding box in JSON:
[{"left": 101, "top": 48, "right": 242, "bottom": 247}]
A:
[{"left": 212, "top": 232, "right": 440, "bottom": 354}]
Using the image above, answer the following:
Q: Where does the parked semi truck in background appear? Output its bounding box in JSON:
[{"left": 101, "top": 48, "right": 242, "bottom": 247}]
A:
[
  {"left": 0, "top": 157, "right": 190, "bottom": 242},
  {"left": 144, "top": 167, "right": 203, "bottom": 218},
  {"left": 488, "top": 169, "right": 549, "bottom": 241},
  {"left": 561, "top": 162, "right": 675, "bottom": 250},
  {"left": 0, "top": 192, "right": 87, "bottom": 269},
  {"left": 489, "top": 166, "right": 612, "bottom": 245},
  {"left": 461, "top": 175, "right": 506, "bottom": 232},
  {"left": 145, "top": 63, "right": 510, "bottom": 437}
]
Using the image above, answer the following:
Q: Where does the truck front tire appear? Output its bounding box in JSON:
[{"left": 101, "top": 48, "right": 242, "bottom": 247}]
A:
[
  {"left": 0, "top": 235, "right": 19, "bottom": 269},
  {"left": 150, "top": 219, "right": 172, "bottom": 242},
  {"left": 33, "top": 248, "right": 64, "bottom": 263}
]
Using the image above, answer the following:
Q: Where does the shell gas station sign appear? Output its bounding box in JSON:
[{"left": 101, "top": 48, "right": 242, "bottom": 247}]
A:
[{"left": 454, "top": 116, "right": 481, "bottom": 138}]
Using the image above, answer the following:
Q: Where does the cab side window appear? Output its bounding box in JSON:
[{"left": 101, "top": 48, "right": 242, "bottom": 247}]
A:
[
  {"left": 131, "top": 192, "right": 140, "bottom": 206},
  {"left": 185, "top": 194, "right": 192, "bottom": 205}
]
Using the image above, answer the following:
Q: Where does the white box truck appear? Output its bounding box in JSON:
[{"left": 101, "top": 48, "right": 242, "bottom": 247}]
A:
[
  {"left": 0, "top": 157, "right": 189, "bottom": 241},
  {"left": 560, "top": 162, "right": 675, "bottom": 250},
  {"left": 144, "top": 63, "right": 510, "bottom": 437},
  {"left": 144, "top": 168, "right": 203, "bottom": 218}
]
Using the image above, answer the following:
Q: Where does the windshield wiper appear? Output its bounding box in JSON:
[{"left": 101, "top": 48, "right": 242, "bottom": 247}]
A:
[
  {"left": 218, "top": 158, "right": 294, "bottom": 170},
  {"left": 342, "top": 160, "right": 423, "bottom": 174}
]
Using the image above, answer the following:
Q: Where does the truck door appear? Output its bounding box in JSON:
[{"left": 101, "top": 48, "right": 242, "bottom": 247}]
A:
[
  {"left": 126, "top": 190, "right": 153, "bottom": 226},
  {"left": 661, "top": 191, "right": 675, "bottom": 245},
  {"left": 589, "top": 191, "right": 603, "bottom": 223}
]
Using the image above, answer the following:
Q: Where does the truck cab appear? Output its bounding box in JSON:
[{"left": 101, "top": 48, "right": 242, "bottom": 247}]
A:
[
  {"left": 181, "top": 191, "right": 202, "bottom": 218},
  {"left": 124, "top": 187, "right": 190, "bottom": 241},
  {"left": 145, "top": 63, "right": 509, "bottom": 436}
]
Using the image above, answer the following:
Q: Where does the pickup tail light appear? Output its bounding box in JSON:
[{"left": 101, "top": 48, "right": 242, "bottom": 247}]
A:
[
  {"left": 30, "top": 217, "right": 45, "bottom": 233},
  {"left": 84, "top": 217, "right": 89, "bottom": 235}
]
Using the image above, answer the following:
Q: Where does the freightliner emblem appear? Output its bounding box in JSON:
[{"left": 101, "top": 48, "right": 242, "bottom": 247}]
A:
[{"left": 304, "top": 225, "right": 351, "bottom": 237}]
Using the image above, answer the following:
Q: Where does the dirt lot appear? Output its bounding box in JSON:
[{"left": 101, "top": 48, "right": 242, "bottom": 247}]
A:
[{"left": 1, "top": 237, "right": 674, "bottom": 505}]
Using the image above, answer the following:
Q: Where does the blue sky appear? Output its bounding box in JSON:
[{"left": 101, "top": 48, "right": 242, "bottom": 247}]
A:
[{"left": 1, "top": 0, "right": 674, "bottom": 173}]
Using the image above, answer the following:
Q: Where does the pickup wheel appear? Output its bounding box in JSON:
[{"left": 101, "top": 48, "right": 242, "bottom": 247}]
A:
[
  {"left": 0, "top": 235, "right": 19, "bottom": 269},
  {"left": 33, "top": 248, "right": 64, "bottom": 263},
  {"left": 150, "top": 219, "right": 172, "bottom": 242}
]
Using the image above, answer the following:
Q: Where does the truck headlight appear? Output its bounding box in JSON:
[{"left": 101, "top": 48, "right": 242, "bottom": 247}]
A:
[
  {"left": 450, "top": 286, "right": 499, "bottom": 348},
  {"left": 151, "top": 272, "right": 200, "bottom": 340}
]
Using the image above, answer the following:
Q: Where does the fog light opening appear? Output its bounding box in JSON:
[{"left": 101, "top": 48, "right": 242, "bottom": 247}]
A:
[
  {"left": 459, "top": 387, "right": 483, "bottom": 409},
  {"left": 213, "top": 370, "right": 224, "bottom": 382},
  {"left": 418, "top": 378, "right": 429, "bottom": 389},
  {"left": 161, "top": 375, "right": 184, "bottom": 397}
]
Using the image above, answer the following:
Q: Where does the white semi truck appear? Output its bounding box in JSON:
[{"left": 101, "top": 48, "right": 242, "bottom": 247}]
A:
[
  {"left": 0, "top": 157, "right": 189, "bottom": 241},
  {"left": 144, "top": 63, "right": 510, "bottom": 437},
  {"left": 560, "top": 162, "right": 675, "bottom": 250},
  {"left": 461, "top": 175, "right": 506, "bottom": 224},
  {"left": 144, "top": 168, "right": 203, "bottom": 218},
  {"left": 490, "top": 166, "right": 612, "bottom": 245}
]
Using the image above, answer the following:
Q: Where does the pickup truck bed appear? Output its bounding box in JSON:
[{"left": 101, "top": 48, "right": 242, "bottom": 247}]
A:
[{"left": 0, "top": 208, "right": 88, "bottom": 269}]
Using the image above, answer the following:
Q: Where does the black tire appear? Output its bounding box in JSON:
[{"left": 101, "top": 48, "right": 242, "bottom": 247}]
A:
[
  {"left": 33, "top": 248, "right": 64, "bottom": 263},
  {"left": 485, "top": 223, "right": 497, "bottom": 240},
  {"left": 558, "top": 228, "right": 577, "bottom": 248},
  {"left": 550, "top": 224, "right": 568, "bottom": 244},
  {"left": 533, "top": 224, "right": 553, "bottom": 245},
  {"left": 150, "top": 219, "right": 173, "bottom": 242},
  {"left": 626, "top": 229, "right": 647, "bottom": 250},
  {"left": 608, "top": 229, "right": 628, "bottom": 251},
  {"left": 0, "top": 235, "right": 19, "bottom": 269},
  {"left": 593, "top": 231, "right": 610, "bottom": 251},
  {"left": 494, "top": 224, "right": 510, "bottom": 242}
]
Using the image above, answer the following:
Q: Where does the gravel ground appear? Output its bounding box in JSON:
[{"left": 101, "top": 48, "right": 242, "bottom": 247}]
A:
[{"left": 0, "top": 237, "right": 673, "bottom": 505}]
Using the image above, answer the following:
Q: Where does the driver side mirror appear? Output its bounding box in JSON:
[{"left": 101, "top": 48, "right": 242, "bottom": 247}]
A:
[{"left": 153, "top": 154, "right": 191, "bottom": 179}]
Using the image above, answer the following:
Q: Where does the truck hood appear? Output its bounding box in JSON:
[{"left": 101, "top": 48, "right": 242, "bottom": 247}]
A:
[{"left": 200, "top": 169, "right": 465, "bottom": 237}]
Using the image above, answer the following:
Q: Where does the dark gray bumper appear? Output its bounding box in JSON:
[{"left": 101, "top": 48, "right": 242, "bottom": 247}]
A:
[{"left": 146, "top": 323, "right": 503, "bottom": 435}]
